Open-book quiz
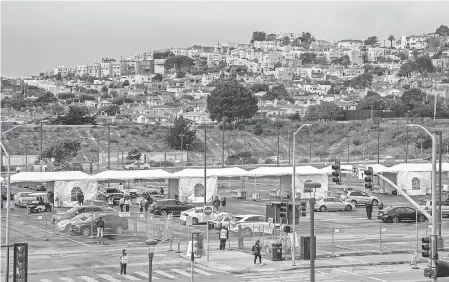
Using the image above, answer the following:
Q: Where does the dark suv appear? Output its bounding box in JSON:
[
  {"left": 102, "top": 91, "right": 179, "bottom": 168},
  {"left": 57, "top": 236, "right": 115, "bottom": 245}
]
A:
[
  {"left": 71, "top": 213, "right": 129, "bottom": 236},
  {"left": 150, "top": 199, "right": 195, "bottom": 216},
  {"left": 52, "top": 205, "right": 114, "bottom": 223},
  {"left": 105, "top": 188, "right": 124, "bottom": 205}
]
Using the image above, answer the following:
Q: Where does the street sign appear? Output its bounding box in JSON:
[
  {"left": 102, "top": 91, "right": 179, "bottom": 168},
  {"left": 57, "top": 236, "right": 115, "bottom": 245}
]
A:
[
  {"left": 334, "top": 229, "right": 340, "bottom": 233},
  {"left": 186, "top": 216, "right": 192, "bottom": 226},
  {"left": 381, "top": 227, "right": 387, "bottom": 232},
  {"left": 139, "top": 214, "right": 144, "bottom": 218},
  {"left": 37, "top": 216, "right": 42, "bottom": 220},
  {"left": 118, "top": 212, "right": 131, "bottom": 217},
  {"left": 203, "top": 206, "right": 213, "bottom": 221}
]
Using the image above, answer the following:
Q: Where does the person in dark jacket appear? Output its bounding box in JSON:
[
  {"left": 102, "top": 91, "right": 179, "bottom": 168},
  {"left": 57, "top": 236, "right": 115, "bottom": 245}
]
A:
[
  {"left": 252, "top": 240, "right": 262, "bottom": 264},
  {"left": 213, "top": 196, "right": 220, "bottom": 211},
  {"left": 237, "top": 225, "right": 244, "bottom": 249},
  {"left": 96, "top": 217, "right": 105, "bottom": 242},
  {"left": 221, "top": 197, "right": 227, "bottom": 212},
  {"left": 366, "top": 202, "right": 373, "bottom": 219}
]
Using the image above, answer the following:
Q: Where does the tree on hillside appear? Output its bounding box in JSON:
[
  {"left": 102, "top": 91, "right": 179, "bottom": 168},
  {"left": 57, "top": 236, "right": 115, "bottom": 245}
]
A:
[
  {"left": 122, "top": 80, "right": 130, "bottom": 87},
  {"left": 206, "top": 79, "right": 258, "bottom": 122},
  {"left": 42, "top": 140, "right": 81, "bottom": 166},
  {"left": 251, "top": 84, "right": 269, "bottom": 93},
  {"left": 304, "top": 101, "right": 345, "bottom": 121},
  {"left": 415, "top": 132, "right": 432, "bottom": 150},
  {"left": 436, "top": 25, "right": 449, "bottom": 36},
  {"left": 398, "top": 61, "right": 418, "bottom": 77},
  {"left": 35, "top": 92, "right": 58, "bottom": 104},
  {"left": 79, "top": 94, "right": 96, "bottom": 102},
  {"left": 401, "top": 88, "right": 426, "bottom": 111},
  {"left": 110, "top": 90, "right": 118, "bottom": 98},
  {"left": 415, "top": 55, "right": 434, "bottom": 73},
  {"left": 1, "top": 97, "right": 27, "bottom": 111},
  {"left": 165, "top": 116, "right": 196, "bottom": 150},
  {"left": 388, "top": 35, "right": 395, "bottom": 48},
  {"left": 164, "top": 55, "right": 194, "bottom": 72},
  {"left": 358, "top": 92, "right": 387, "bottom": 110},
  {"left": 153, "top": 50, "right": 172, "bottom": 59},
  {"left": 262, "top": 84, "right": 293, "bottom": 102},
  {"left": 101, "top": 85, "right": 108, "bottom": 93},
  {"left": 397, "top": 52, "right": 408, "bottom": 60},
  {"left": 300, "top": 53, "right": 317, "bottom": 64},
  {"left": 274, "top": 62, "right": 282, "bottom": 68},
  {"left": 266, "top": 34, "right": 277, "bottom": 41},
  {"left": 101, "top": 105, "right": 120, "bottom": 116},
  {"left": 250, "top": 31, "right": 266, "bottom": 43},
  {"left": 126, "top": 149, "right": 141, "bottom": 161},
  {"left": 364, "top": 36, "right": 378, "bottom": 46},
  {"left": 52, "top": 105, "right": 96, "bottom": 125},
  {"left": 345, "top": 73, "right": 373, "bottom": 89},
  {"left": 281, "top": 36, "right": 290, "bottom": 46},
  {"left": 58, "top": 93, "right": 75, "bottom": 100}
]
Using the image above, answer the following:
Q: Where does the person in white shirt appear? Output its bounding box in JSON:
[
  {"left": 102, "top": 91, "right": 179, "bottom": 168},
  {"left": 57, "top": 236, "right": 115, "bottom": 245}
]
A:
[
  {"left": 120, "top": 249, "right": 128, "bottom": 275},
  {"left": 125, "top": 197, "right": 132, "bottom": 212},
  {"left": 119, "top": 197, "right": 125, "bottom": 212}
]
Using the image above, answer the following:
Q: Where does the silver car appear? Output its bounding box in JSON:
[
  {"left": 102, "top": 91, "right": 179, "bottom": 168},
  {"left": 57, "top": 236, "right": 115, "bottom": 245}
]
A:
[
  {"left": 314, "top": 197, "right": 354, "bottom": 212},
  {"left": 343, "top": 191, "right": 379, "bottom": 206}
]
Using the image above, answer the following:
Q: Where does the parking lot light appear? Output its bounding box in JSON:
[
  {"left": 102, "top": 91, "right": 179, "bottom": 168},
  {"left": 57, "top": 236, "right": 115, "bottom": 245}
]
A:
[{"left": 145, "top": 239, "right": 158, "bottom": 282}]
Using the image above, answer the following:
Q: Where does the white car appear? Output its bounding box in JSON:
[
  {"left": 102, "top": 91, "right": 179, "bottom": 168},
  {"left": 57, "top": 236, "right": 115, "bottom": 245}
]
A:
[
  {"left": 14, "top": 192, "right": 36, "bottom": 207},
  {"left": 56, "top": 213, "right": 91, "bottom": 234},
  {"left": 313, "top": 197, "right": 354, "bottom": 212},
  {"left": 124, "top": 161, "right": 151, "bottom": 170},
  {"left": 341, "top": 191, "right": 379, "bottom": 206},
  {"left": 180, "top": 206, "right": 224, "bottom": 225},
  {"left": 229, "top": 214, "right": 280, "bottom": 237},
  {"left": 212, "top": 214, "right": 235, "bottom": 230}
]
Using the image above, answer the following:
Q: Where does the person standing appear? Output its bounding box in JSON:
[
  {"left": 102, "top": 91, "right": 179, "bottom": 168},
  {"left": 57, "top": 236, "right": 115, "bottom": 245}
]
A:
[
  {"left": 213, "top": 196, "right": 220, "bottom": 211},
  {"left": 80, "top": 193, "right": 84, "bottom": 205},
  {"left": 366, "top": 202, "right": 373, "bottom": 219},
  {"left": 160, "top": 187, "right": 164, "bottom": 195},
  {"left": 125, "top": 197, "right": 132, "bottom": 212},
  {"left": 221, "top": 197, "right": 227, "bottom": 212},
  {"left": 89, "top": 162, "right": 93, "bottom": 174},
  {"left": 219, "top": 226, "right": 228, "bottom": 250},
  {"left": 252, "top": 240, "right": 262, "bottom": 264},
  {"left": 119, "top": 197, "right": 125, "bottom": 212},
  {"left": 139, "top": 197, "right": 145, "bottom": 212},
  {"left": 96, "top": 217, "right": 105, "bottom": 242},
  {"left": 237, "top": 225, "right": 244, "bottom": 249},
  {"left": 119, "top": 249, "right": 128, "bottom": 275}
]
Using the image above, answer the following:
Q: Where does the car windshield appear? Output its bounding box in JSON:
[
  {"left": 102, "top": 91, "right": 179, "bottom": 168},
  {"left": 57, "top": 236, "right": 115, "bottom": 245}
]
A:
[
  {"left": 72, "top": 214, "right": 91, "bottom": 222},
  {"left": 383, "top": 207, "right": 395, "bottom": 213},
  {"left": 231, "top": 217, "right": 243, "bottom": 222}
]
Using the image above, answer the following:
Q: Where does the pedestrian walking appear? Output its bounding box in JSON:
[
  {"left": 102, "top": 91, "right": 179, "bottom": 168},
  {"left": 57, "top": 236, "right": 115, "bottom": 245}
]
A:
[
  {"left": 237, "top": 225, "right": 244, "bottom": 249},
  {"left": 219, "top": 226, "right": 228, "bottom": 250},
  {"left": 108, "top": 196, "right": 113, "bottom": 206},
  {"left": 252, "top": 240, "right": 262, "bottom": 264},
  {"left": 221, "top": 197, "right": 227, "bottom": 212},
  {"left": 9, "top": 194, "right": 15, "bottom": 210},
  {"left": 139, "top": 197, "right": 145, "bottom": 212},
  {"left": 80, "top": 194, "right": 84, "bottom": 205},
  {"left": 119, "top": 197, "right": 125, "bottom": 212},
  {"left": 89, "top": 162, "right": 93, "bottom": 174},
  {"left": 96, "top": 217, "right": 105, "bottom": 242},
  {"left": 47, "top": 191, "right": 54, "bottom": 210},
  {"left": 125, "top": 197, "right": 132, "bottom": 212},
  {"left": 366, "top": 202, "right": 373, "bottom": 219},
  {"left": 160, "top": 187, "right": 164, "bottom": 195},
  {"left": 119, "top": 249, "right": 128, "bottom": 275},
  {"left": 213, "top": 195, "right": 220, "bottom": 211}
]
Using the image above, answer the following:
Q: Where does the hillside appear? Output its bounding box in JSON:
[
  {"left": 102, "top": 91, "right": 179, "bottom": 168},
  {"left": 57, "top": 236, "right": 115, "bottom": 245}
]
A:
[{"left": 1, "top": 119, "right": 449, "bottom": 169}]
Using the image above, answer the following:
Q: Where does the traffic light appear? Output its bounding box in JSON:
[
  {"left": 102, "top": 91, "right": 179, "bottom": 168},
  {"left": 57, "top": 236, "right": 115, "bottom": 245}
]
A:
[
  {"left": 300, "top": 201, "right": 307, "bottom": 217},
  {"left": 194, "top": 233, "right": 204, "bottom": 258},
  {"left": 279, "top": 202, "right": 288, "bottom": 223},
  {"left": 435, "top": 260, "right": 449, "bottom": 277},
  {"left": 332, "top": 160, "right": 341, "bottom": 184},
  {"left": 13, "top": 243, "right": 28, "bottom": 282},
  {"left": 422, "top": 237, "right": 431, "bottom": 258},
  {"left": 364, "top": 166, "right": 373, "bottom": 189}
]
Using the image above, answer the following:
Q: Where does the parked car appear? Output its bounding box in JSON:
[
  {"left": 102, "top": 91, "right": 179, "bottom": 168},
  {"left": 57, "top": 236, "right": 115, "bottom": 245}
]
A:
[
  {"left": 179, "top": 206, "right": 227, "bottom": 225},
  {"left": 341, "top": 191, "right": 379, "bottom": 206},
  {"left": 56, "top": 213, "right": 91, "bottom": 234},
  {"left": 122, "top": 188, "right": 139, "bottom": 198},
  {"left": 124, "top": 161, "right": 151, "bottom": 170},
  {"left": 229, "top": 214, "right": 280, "bottom": 237},
  {"left": 27, "top": 193, "right": 52, "bottom": 213},
  {"left": 70, "top": 213, "right": 129, "bottom": 236},
  {"left": 52, "top": 205, "right": 114, "bottom": 224},
  {"left": 420, "top": 199, "right": 449, "bottom": 217},
  {"left": 14, "top": 192, "right": 35, "bottom": 207},
  {"left": 212, "top": 214, "right": 235, "bottom": 230},
  {"left": 377, "top": 206, "right": 427, "bottom": 223},
  {"left": 105, "top": 188, "right": 124, "bottom": 205},
  {"left": 149, "top": 199, "right": 195, "bottom": 216},
  {"left": 313, "top": 197, "right": 354, "bottom": 212}
]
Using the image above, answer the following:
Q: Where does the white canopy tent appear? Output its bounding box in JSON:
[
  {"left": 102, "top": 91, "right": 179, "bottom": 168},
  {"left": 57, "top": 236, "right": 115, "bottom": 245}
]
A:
[
  {"left": 91, "top": 169, "right": 175, "bottom": 181},
  {"left": 249, "top": 165, "right": 325, "bottom": 176},
  {"left": 172, "top": 167, "right": 253, "bottom": 178},
  {"left": 10, "top": 171, "right": 90, "bottom": 184}
]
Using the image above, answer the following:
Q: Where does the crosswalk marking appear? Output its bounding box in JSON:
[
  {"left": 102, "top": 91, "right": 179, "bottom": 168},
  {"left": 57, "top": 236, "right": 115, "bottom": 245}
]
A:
[
  {"left": 195, "top": 263, "right": 228, "bottom": 274},
  {"left": 121, "top": 274, "right": 141, "bottom": 281},
  {"left": 59, "top": 278, "right": 75, "bottom": 282},
  {"left": 135, "top": 271, "right": 160, "bottom": 279},
  {"left": 97, "top": 274, "right": 120, "bottom": 282},
  {"left": 154, "top": 270, "right": 178, "bottom": 279},
  {"left": 192, "top": 268, "right": 213, "bottom": 276},
  {"left": 171, "top": 269, "right": 191, "bottom": 277},
  {"left": 79, "top": 277, "right": 100, "bottom": 282}
]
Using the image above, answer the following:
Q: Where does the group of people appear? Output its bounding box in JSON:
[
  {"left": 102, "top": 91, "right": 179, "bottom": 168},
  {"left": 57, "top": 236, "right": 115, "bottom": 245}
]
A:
[
  {"left": 119, "top": 196, "right": 133, "bottom": 212},
  {"left": 217, "top": 225, "right": 262, "bottom": 264},
  {"left": 212, "top": 195, "right": 227, "bottom": 212}
]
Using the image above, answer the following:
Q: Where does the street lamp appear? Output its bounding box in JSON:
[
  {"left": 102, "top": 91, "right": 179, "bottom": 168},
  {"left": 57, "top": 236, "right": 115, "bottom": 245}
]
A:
[
  {"left": 145, "top": 239, "right": 158, "bottom": 282},
  {"left": 407, "top": 124, "right": 442, "bottom": 269},
  {"left": 291, "top": 123, "right": 311, "bottom": 266}
]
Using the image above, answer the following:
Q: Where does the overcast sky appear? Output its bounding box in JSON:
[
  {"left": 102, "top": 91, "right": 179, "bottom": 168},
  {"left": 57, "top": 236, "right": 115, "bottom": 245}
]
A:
[{"left": 1, "top": 1, "right": 449, "bottom": 78}]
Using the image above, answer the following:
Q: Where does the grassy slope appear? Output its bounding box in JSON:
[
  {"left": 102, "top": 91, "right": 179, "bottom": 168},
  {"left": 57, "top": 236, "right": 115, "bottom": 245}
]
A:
[{"left": 2, "top": 120, "right": 449, "bottom": 166}]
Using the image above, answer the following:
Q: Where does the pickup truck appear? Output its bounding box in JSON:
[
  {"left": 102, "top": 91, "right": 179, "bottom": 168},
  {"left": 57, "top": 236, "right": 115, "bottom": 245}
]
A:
[{"left": 420, "top": 199, "right": 449, "bottom": 217}]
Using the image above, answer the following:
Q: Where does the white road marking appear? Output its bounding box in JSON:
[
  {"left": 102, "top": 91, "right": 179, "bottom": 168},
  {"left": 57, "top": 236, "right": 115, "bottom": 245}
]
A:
[
  {"left": 332, "top": 268, "right": 388, "bottom": 281},
  {"left": 191, "top": 268, "right": 214, "bottom": 276},
  {"left": 59, "top": 278, "right": 75, "bottom": 282},
  {"left": 79, "top": 277, "right": 100, "bottom": 282},
  {"left": 121, "top": 274, "right": 141, "bottom": 281},
  {"left": 154, "top": 270, "right": 178, "bottom": 279},
  {"left": 97, "top": 274, "right": 120, "bottom": 282},
  {"left": 40, "top": 280, "right": 53, "bottom": 282},
  {"left": 171, "top": 269, "right": 191, "bottom": 277},
  {"left": 134, "top": 271, "right": 149, "bottom": 278},
  {"left": 195, "top": 263, "right": 228, "bottom": 273}
]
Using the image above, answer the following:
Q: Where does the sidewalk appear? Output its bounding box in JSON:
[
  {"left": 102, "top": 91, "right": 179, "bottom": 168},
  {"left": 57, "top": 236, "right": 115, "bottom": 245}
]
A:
[{"left": 189, "top": 249, "right": 429, "bottom": 274}]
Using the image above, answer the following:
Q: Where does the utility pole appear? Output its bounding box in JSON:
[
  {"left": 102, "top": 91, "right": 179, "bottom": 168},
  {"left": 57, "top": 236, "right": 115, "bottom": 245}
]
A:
[
  {"left": 438, "top": 131, "right": 443, "bottom": 247},
  {"left": 227, "top": 136, "right": 231, "bottom": 165},
  {"left": 40, "top": 121, "right": 43, "bottom": 172},
  {"left": 277, "top": 126, "right": 280, "bottom": 167},
  {"left": 117, "top": 147, "right": 120, "bottom": 169},
  {"left": 25, "top": 143, "right": 28, "bottom": 172},
  {"left": 377, "top": 121, "right": 380, "bottom": 164},
  {"left": 164, "top": 143, "right": 167, "bottom": 168},
  {"left": 309, "top": 138, "right": 312, "bottom": 164},
  {"left": 288, "top": 130, "right": 291, "bottom": 164},
  {"left": 222, "top": 119, "right": 225, "bottom": 168},
  {"left": 347, "top": 136, "right": 350, "bottom": 163},
  {"left": 108, "top": 124, "right": 111, "bottom": 169},
  {"left": 204, "top": 125, "right": 207, "bottom": 206},
  {"left": 97, "top": 140, "right": 100, "bottom": 171}
]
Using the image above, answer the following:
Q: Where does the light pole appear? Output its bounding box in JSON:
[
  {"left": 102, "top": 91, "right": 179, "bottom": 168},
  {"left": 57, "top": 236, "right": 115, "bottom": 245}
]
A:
[
  {"left": 180, "top": 134, "right": 185, "bottom": 167},
  {"left": 291, "top": 123, "right": 311, "bottom": 266},
  {"left": 40, "top": 121, "right": 43, "bottom": 172},
  {"left": 407, "top": 124, "right": 440, "bottom": 273},
  {"left": 277, "top": 126, "right": 280, "bottom": 167},
  {"left": 222, "top": 119, "right": 225, "bottom": 168},
  {"left": 227, "top": 136, "right": 232, "bottom": 165},
  {"left": 347, "top": 135, "right": 350, "bottom": 163},
  {"left": 203, "top": 125, "right": 207, "bottom": 206},
  {"left": 288, "top": 130, "right": 291, "bottom": 164},
  {"left": 437, "top": 131, "right": 443, "bottom": 242},
  {"left": 108, "top": 124, "right": 111, "bottom": 170},
  {"left": 145, "top": 239, "right": 158, "bottom": 282},
  {"left": 377, "top": 120, "right": 380, "bottom": 164}
]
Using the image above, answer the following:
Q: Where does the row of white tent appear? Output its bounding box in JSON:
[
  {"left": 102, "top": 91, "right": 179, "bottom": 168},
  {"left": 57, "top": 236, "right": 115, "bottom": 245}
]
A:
[{"left": 8, "top": 163, "right": 449, "bottom": 184}]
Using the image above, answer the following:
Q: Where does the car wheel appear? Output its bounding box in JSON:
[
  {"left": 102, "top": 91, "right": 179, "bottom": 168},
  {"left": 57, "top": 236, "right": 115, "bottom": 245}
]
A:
[
  {"left": 418, "top": 214, "right": 426, "bottom": 222},
  {"left": 344, "top": 205, "right": 352, "bottom": 211},
  {"left": 144, "top": 167, "right": 149, "bottom": 170},
  {"left": 129, "top": 167, "right": 133, "bottom": 170},
  {"left": 371, "top": 199, "right": 378, "bottom": 206},
  {"left": 351, "top": 200, "right": 357, "bottom": 205},
  {"left": 265, "top": 245, "right": 271, "bottom": 254},
  {"left": 242, "top": 227, "right": 252, "bottom": 237},
  {"left": 192, "top": 217, "right": 199, "bottom": 225},
  {"left": 319, "top": 206, "right": 327, "bottom": 212},
  {"left": 116, "top": 225, "right": 124, "bottom": 234},
  {"left": 160, "top": 210, "right": 168, "bottom": 216},
  {"left": 382, "top": 218, "right": 386, "bottom": 222},
  {"left": 392, "top": 216, "right": 399, "bottom": 223},
  {"left": 82, "top": 228, "right": 91, "bottom": 236}
]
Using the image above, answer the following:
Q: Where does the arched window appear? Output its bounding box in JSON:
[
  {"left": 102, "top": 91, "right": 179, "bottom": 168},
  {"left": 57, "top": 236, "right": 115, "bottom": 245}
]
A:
[
  {"left": 412, "top": 177, "right": 420, "bottom": 190},
  {"left": 71, "top": 187, "right": 83, "bottom": 201},
  {"left": 194, "top": 183, "right": 204, "bottom": 197}
]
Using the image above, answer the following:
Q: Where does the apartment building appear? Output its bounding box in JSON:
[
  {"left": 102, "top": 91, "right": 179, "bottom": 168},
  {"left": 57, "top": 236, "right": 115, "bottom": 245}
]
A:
[{"left": 337, "top": 39, "right": 364, "bottom": 49}]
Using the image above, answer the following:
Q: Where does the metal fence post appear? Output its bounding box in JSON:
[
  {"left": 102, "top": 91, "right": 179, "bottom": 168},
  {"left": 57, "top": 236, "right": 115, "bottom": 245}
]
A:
[
  {"left": 90, "top": 210, "right": 94, "bottom": 237},
  {"left": 134, "top": 210, "right": 138, "bottom": 235},
  {"left": 169, "top": 236, "right": 173, "bottom": 251},
  {"left": 24, "top": 206, "right": 28, "bottom": 225},
  {"left": 152, "top": 215, "right": 155, "bottom": 239},
  {"left": 175, "top": 238, "right": 182, "bottom": 253},
  {"left": 331, "top": 226, "right": 335, "bottom": 257},
  {"left": 44, "top": 213, "right": 49, "bottom": 241},
  {"left": 379, "top": 224, "right": 382, "bottom": 254}
]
